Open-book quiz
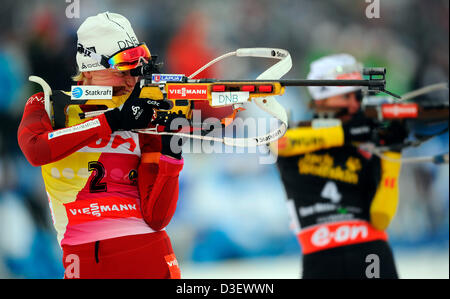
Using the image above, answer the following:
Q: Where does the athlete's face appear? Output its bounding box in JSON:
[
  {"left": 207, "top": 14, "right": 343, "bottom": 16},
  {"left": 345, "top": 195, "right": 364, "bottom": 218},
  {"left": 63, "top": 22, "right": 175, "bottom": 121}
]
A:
[
  {"left": 83, "top": 69, "right": 138, "bottom": 96},
  {"left": 315, "top": 92, "right": 361, "bottom": 122}
]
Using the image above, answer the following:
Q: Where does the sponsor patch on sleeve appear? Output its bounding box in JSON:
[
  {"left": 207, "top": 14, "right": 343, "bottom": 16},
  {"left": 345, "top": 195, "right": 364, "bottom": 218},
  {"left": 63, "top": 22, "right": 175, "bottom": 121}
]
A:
[{"left": 48, "top": 119, "right": 101, "bottom": 140}]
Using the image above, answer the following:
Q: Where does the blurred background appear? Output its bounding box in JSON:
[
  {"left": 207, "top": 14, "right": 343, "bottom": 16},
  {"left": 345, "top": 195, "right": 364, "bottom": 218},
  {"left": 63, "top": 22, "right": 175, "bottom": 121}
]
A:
[{"left": 0, "top": 0, "right": 448, "bottom": 278}]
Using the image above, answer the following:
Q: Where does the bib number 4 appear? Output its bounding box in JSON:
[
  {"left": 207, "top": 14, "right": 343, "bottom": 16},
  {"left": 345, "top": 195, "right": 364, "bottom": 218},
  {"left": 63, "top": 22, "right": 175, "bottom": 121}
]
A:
[{"left": 321, "top": 181, "right": 341, "bottom": 203}]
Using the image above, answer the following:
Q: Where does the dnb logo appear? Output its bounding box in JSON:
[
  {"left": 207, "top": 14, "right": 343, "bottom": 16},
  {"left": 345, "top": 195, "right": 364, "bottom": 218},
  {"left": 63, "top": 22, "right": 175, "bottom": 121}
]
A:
[{"left": 72, "top": 87, "right": 83, "bottom": 99}]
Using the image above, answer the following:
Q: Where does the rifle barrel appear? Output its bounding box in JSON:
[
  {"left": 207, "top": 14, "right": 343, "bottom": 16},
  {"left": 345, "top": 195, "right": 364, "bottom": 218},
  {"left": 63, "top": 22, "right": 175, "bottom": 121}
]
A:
[
  {"left": 210, "top": 79, "right": 384, "bottom": 87},
  {"left": 279, "top": 79, "right": 380, "bottom": 87}
]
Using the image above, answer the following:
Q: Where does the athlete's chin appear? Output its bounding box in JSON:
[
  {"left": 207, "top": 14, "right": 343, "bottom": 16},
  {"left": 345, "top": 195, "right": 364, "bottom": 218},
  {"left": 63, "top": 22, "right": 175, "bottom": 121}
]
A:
[{"left": 113, "top": 86, "right": 133, "bottom": 96}]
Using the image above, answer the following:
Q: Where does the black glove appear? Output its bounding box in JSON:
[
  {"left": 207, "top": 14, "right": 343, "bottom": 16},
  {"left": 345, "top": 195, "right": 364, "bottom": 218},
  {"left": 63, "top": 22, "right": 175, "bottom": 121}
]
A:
[
  {"left": 104, "top": 84, "right": 158, "bottom": 132},
  {"left": 377, "top": 120, "right": 409, "bottom": 146},
  {"left": 342, "top": 111, "right": 376, "bottom": 144},
  {"left": 161, "top": 135, "right": 184, "bottom": 160},
  {"left": 160, "top": 122, "right": 187, "bottom": 160}
]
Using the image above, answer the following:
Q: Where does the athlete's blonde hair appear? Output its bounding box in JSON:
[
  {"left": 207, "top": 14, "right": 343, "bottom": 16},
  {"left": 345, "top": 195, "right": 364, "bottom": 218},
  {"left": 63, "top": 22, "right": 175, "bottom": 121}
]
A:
[{"left": 71, "top": 71, "right": 87, "bottom": 84}]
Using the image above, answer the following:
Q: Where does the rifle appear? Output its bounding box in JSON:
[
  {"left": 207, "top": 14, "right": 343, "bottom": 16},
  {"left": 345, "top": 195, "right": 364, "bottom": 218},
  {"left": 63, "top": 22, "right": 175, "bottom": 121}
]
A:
[
  {"left": 362, "top": 82, "right": 449, "bottom": 164},
  {"left": 297, "top": 82, "right": 449, "bottom": 164},
  {"left": 29, "top": 48, "right": 399, "bottom": 147}
]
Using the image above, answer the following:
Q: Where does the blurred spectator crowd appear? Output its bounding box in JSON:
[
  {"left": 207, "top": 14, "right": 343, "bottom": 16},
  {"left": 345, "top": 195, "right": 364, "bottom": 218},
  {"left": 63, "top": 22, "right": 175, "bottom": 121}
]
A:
[{"left": 0, "top": 0, "right": 448, "bottom": 278}]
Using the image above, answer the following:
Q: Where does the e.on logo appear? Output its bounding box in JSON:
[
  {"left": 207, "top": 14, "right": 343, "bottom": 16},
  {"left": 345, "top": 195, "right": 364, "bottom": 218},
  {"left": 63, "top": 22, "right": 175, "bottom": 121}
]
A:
[{"left": 311, "top": 224, "right": 368, "bottom": 247}]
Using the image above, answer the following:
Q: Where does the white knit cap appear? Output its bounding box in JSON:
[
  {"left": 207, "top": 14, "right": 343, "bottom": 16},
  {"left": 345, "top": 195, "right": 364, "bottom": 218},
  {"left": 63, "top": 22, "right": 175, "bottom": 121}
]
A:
[
  {"left": 307, "top": 54, "right": 363, "bottom": 100},
  {"left": 76, "top": 12, "right": 140, "bottom": 72}
]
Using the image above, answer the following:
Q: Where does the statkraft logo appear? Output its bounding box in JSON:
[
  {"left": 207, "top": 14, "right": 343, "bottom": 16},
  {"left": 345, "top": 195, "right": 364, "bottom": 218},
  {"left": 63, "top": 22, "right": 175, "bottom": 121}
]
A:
[
  {"left": 167, "top": 84, "right": 208, "bottom": 100},
  {"left": 72, "top": 87, "right": 83, "bottom": 98},
  {"left": 71, "top": 86, "right": 113, "bottom": 100}
]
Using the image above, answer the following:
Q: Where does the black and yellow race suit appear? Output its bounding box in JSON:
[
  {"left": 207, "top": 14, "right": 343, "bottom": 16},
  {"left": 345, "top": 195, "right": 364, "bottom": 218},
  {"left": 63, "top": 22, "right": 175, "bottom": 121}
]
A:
[{"left": 271, "top": 125, "right": 401, "bottom": 278}]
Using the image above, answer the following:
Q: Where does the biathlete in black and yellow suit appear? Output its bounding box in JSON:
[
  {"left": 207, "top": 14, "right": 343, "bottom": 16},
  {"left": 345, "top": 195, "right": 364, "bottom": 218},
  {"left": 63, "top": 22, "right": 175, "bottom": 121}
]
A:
[{"left": 271, "top": 54, "right": 408, "bottom": 279}]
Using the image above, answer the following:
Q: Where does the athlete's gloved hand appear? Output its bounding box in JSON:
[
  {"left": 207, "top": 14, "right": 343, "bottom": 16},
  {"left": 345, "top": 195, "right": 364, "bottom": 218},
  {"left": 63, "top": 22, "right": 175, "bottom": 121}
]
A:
[
  {"left": 342, "top": 111, "right": 377, "bottom": 144},
  {"left": 104, "top": 84, "right": 157, "bottom": 132},
  {"left": 377, "top": 120, "right": 409, "bottom": 146},
  {"left": 159, "top": 118, "right": 190, "bottom": 160},
  {"left": 161, "top": 134, "right": 185, "bottom": 160}
]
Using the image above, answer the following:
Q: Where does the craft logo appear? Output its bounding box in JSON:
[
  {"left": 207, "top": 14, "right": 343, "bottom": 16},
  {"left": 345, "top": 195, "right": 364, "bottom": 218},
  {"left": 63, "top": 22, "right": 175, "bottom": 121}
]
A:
[
  {"left": 152, "top": 74, "right": 184, "bottom": 83},
  {"left": 71, "top": 86, "right": 113, "bottom": 100},
  {"left": 167, "top": 84, "right": 208, "bottom": 99},
  {"left": 382, "top": 103, "right": 418, "bottom": 118}
]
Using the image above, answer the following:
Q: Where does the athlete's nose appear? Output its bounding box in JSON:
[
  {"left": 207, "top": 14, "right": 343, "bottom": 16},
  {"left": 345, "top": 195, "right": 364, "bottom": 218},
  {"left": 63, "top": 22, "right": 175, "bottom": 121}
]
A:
[
  {"left": 347, "top": 96, "right": 360, "bottom": 114},
  {"left": 124, "top": 73, "right": 138, "bottom": 88}
]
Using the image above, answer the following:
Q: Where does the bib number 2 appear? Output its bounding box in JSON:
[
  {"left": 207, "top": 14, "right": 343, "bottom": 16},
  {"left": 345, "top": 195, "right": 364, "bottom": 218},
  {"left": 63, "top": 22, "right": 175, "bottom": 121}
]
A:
[{"left": 88, "top": 161, "right": 107, "bottom": 193}]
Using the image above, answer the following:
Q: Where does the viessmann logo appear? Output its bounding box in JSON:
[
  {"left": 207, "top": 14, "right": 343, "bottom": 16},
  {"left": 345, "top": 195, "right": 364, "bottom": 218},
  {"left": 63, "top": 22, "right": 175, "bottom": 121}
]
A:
[
  {"left": 64, "top": 198, "right": 143, "bottom": 225},
  {"left": 68, "top": 202, "right": 138, "bottom": 218},
  {"left": 167, "top": 84, "right": 208, "bottom": 100}
]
